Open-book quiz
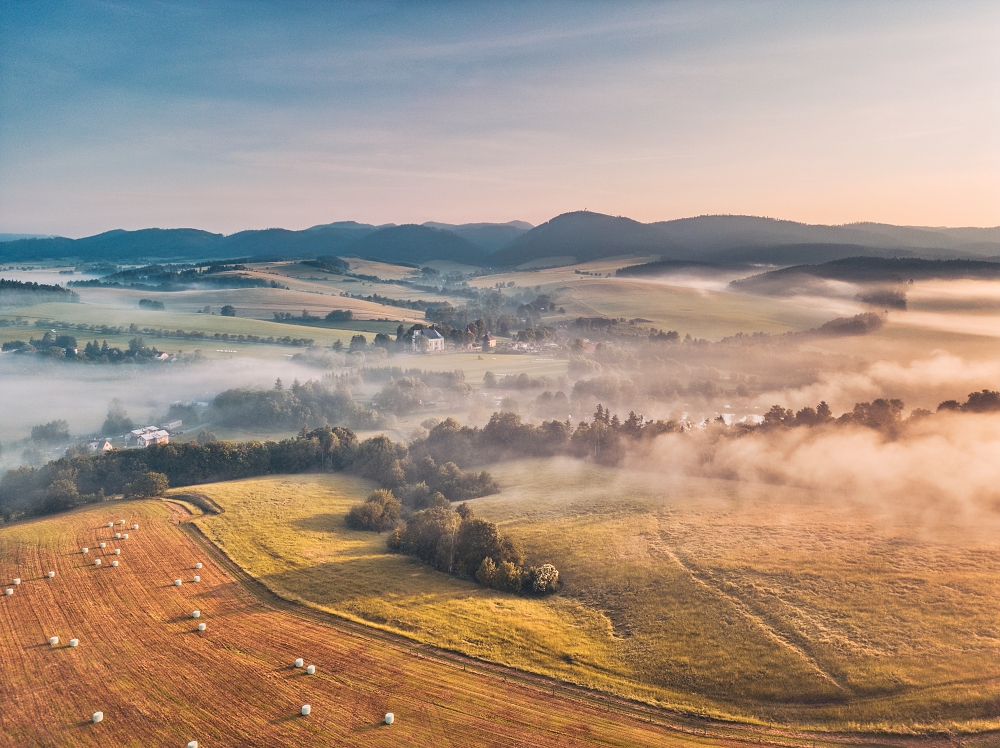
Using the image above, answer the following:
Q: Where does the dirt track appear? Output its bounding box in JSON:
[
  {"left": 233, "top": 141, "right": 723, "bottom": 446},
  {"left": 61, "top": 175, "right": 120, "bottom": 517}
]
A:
[{"left": 0, "top": 500, "right": 985, "bottom": 747}]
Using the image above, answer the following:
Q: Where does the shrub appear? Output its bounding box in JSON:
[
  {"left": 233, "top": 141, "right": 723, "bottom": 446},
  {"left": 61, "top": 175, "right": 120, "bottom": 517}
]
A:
[
  {"left": 527, "top": 564, "right": 560, "bottom": 594},
  {"left": 345, "top": 489, "right": 401, "bottom": 532},
  {"left": 476, "top": 557, "right": 497, "bottom": 586}
]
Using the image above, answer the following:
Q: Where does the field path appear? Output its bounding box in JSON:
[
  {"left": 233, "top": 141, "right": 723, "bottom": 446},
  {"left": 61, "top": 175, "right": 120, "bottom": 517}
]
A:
[
  {"left": 646, "top": 520, "right": 848, "bottom": 695},
  {"left": 0, "top": 500, "right": 978, "bottom": 747}
]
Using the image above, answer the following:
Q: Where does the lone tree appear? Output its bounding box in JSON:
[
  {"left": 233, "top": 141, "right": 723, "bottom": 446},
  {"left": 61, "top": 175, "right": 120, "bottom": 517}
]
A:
[
  {"left": 220, "top": 305, "right": 236, "bottom": 317},
  {"left": 102, "top": 399, "right": 133, "bottom": 435}
]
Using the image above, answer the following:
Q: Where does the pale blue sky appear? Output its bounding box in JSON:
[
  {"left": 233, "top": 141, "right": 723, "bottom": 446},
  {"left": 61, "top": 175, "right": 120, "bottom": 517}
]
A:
[{"left": 1, "top": 1, "right": 997, "bottom": 236}]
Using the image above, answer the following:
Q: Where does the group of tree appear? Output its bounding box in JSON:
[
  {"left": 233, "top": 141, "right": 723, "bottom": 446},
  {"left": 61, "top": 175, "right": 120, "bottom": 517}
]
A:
[
  {"left": 370, "top": 500, "right": 559, "bottom": 595},
  {"left": 0, "top": 424, "right": 497, "bottom": 524},
  {"left": 0, "top": 278, "right": 79, "bottom": 306},
  {"left": 2, "top": 333, "right": 166, "bottom": 364},
  {"left": 211, "top": 379, "right": 387, "bottom": 430}
]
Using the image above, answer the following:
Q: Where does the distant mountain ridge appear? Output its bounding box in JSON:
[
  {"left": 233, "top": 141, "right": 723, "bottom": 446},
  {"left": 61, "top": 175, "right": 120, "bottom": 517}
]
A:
[
  {"left": 2, "top": 211, "right": 998, "bottom": 267},
  {"left": 491, "top": 212, "right": 1000, "bottom": 266}
]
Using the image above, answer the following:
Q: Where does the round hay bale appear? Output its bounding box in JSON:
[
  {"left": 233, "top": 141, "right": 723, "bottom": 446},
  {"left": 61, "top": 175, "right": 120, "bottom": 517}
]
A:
[
  {"left": 197, "top": 622, "right": 206, "bottom": 632},
  {"left": 94, "top": 559, "right": 101, "bottom": 567},
  {"left": 82, "top": 548, "right": 89, "bottom": 554},
  {"left": 192, "top": 610, "right": 200, "bottom": 619},
  {"left": 195, "top": 563, "right": 203, "bottom": 570},
  {"left": 47, "top": 571, "right": 55, "bottom": 578},
  {"left": 114, "top": 533, "right": 121, "bottom": 539},
  {"left": 305, "top": 665, "right": 316, "bottom": 675},
  {"left": 92, "top": 711, "right": 103, "bottom": 723},
  {"left": 294, "top": 658, "right": 303, "bottom": 668},
  {"left": 107, "top": 522, "right": 113, "bottom": 528},
  {"left": 187, "top": 741, "right": 198, "bottom": 748},
  {"left": 111, "top": 560, "right": 119, "bottom": 567},
  {"left": 49, "top": 636, "right": 59, "bottom": 646},
  {"left": 118, "top": 519, "right": 125, "bottom": 525},
  {"left": 301, "top": 704, "right": 311, "bottom": 716},
  {"left": 122, "top": 533, "right": 129, "bottom": 540},
  {"left": 385, "top": 712, "right": 394, "bottom": 725},
  {"left": 13, "top": 578, "right": 21, "bottom": 585},
  {"left": 193, "top": 575, "right": 200, "bottom": 583},
  {"left": 132, "top": 524, "right": 139, "bottom": 530},
  {"left": 114, "top": 549, "right": 121, "bottom": 555},
  {"left": 4, "top": 589, "right": 12, "bottom": 596},
  {"left": 174, "top": 579, "right": 182, "bottom": 586},
  {"left": 99, "top": 542, "right": 106, "bottom": 549},
  {"left": 69, "top": 638, "right": 79, "bottom": 647}
]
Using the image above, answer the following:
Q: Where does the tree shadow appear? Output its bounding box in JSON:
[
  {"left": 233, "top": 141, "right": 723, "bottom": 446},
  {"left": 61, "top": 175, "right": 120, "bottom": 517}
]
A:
[{"left": 289, "top": 513, "right": 347, "bottom": 534}]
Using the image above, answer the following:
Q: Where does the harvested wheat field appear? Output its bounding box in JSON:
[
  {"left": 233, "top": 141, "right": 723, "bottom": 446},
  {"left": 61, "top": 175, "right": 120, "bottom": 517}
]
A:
[{"left": 1, "top": 500, "right": 975, "bottom": 747}]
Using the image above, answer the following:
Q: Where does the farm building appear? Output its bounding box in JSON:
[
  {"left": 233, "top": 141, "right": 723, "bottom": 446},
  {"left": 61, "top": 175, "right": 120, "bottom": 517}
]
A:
[
  {"left": 412, "top": 328, "right": 444, "bottom": 352},
  {"left": 88, "top": 440, "right": 114, "bottom": 452},
  {"left": 126, "top": 427, "right": 170, "bottom": 448},
  {"left": 481, "top": 333, "right": 496, "bottom": 350},
  {"left": 160, "top": 419, "right": 183, "bottom": 431}
]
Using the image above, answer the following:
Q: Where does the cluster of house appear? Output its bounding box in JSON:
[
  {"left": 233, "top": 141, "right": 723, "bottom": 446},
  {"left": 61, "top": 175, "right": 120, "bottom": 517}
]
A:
[{"left": 125, "top": 426, "right": 171, "bottom": 448}]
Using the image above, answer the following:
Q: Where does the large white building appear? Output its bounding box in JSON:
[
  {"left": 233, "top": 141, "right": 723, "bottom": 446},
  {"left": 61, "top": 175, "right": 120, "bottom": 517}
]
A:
[
  {"left": 412, "top": 328, "right": 444, "bottom": 352},
  {"left": 126, "top": 426, "right": 170, "bottom": 448}
]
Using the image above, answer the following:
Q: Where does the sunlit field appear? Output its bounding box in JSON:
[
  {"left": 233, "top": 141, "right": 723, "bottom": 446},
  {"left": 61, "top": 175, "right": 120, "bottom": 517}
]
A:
[{"left": 184, "top": 463, "right": 1000, "bottom": 733}]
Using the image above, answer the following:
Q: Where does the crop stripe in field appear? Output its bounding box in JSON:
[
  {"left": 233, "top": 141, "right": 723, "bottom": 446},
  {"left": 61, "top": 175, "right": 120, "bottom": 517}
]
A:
[{"left": 647, "top": 521, "right": 848, "bottom": 695}]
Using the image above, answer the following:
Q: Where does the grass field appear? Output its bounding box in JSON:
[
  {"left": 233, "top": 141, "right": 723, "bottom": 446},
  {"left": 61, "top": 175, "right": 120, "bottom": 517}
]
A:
[
  {"left": 185, "top": 465, "right": 1000, "bottom": 735},
  {"left": 0, "top": 500, "right": 906, "bottom": 748}
]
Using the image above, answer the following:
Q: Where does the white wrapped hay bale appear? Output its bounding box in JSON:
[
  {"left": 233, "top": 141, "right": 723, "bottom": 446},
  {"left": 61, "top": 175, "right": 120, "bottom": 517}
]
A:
[
  {"left": 49, "top": 636, "right": 59, "bottom": 646},
  {"left": 92, "top": 711, "right": 103, "bottom": 723},
  {"left": 69, "top": 638, "right": 79, "bottom": 648},
  {"left": 111, "top": 560, "right": 119, "bottom": 567},
  {"left": 122, "top": 533, "right": 129, "bottom": 540},
  {"left": 94, "top": 559, "right": 101, "bottom": 566},
  {"left": 132, "top": 524, "right": 139, "bottom": 530},
  {"left": 385, "top": 712, "right": 394, "bottom": 725},
  {"left": 82, "top": 548, "right": 89, "bottom": 554},
  {"left": 114, "top": 533, "right": 121, "bottom": 539},
  {"left": 305, "top": 665, "right": 316, "bottom": 675},
  {"left": 294, "top": 658, "right": 303, "bottom": 668},
  {"left": 99, "top": 542, "right": 106, "bottom": 549},
  {"left": 107, "top": 522, "right": 113, "bottom": 528},
  {"left": 47, "top": 571, "right": 55, "bottom": 578},
  {"left": 187, "top": 741, "right": 198, "bottom": 748},
  {"left": 195, "top": 563, "right": 202, "bottom": 570},
  {"left": 174, "top": 579, "right": 182, "bottom": 586},
  {"left": 191, "top": 610, "right": 200, "bottom": 619},
  {"left": 118, "top": 519, "right": 125, "bottom": 525},
  {"left": 4, "top": 589, "right": 12, "bottom": 596},
  {"left": 301, "top": 704, "right": 311, "bottom": 716},
  {"left": 114, "top": 549, "right": 121, "bottom": 555},
  {"left": 197, "top": 623, "right": 206, "bottom": 631},
  {"left": 193, "top": 575, "right": 200, "bottom": 583},
  {"left": 13, "top": 578, "right": 21, "bottom": 585}
]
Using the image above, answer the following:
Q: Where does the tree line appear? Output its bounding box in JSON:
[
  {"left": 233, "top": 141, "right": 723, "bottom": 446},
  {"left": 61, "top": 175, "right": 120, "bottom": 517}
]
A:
[{"left": 0, "top": 425, "right": 498, "bottom": 524}]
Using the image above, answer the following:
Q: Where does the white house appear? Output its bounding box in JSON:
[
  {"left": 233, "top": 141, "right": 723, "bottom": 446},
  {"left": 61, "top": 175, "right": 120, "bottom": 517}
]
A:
[
  {"left": 412, "top": 328, "right": 444, "bottom": 352},
  {"left": 126, "top": 426, "right": 170, "bottom": 448}
]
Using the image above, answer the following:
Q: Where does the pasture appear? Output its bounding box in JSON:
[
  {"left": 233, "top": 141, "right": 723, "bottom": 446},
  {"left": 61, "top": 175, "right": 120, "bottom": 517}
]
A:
[
  {"left": 0, "top": 499, "right": 781, "bottom": 747},
  {"left": 186, "top": 465, "right": 1000, "bottom": 735}
]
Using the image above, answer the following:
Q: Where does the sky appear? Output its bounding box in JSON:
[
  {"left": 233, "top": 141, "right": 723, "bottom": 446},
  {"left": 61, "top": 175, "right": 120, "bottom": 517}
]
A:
[{"left": 1, "top": 0, "right": 998, "bottom": 237}]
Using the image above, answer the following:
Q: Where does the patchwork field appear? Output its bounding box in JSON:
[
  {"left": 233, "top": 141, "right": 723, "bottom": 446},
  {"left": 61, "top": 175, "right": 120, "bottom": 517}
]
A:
[
  {"left": 0, "top": 499, "right": 798, "bottom": 748},
  {"left": 185, "top": 465, "right": 1000, "bottom": 735}
]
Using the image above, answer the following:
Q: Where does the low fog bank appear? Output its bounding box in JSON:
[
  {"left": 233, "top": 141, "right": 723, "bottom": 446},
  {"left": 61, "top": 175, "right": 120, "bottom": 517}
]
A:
[
  {"left": 631, "top": 412, "right": 1000, "bottom": 534},
  {"left": 0, "top": 354, "right": 327, "bottom": 444}
]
